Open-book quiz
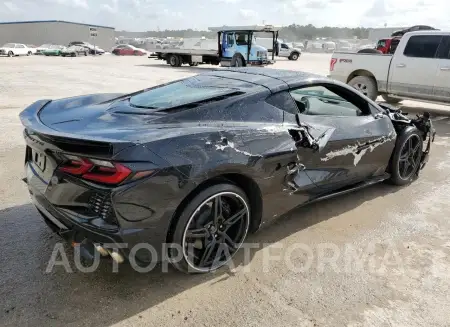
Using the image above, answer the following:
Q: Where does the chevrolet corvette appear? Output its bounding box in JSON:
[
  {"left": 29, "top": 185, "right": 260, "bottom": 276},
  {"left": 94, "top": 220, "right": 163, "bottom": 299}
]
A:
[{"left": 20, "top": 68, "right": 435, "bottom": 273}]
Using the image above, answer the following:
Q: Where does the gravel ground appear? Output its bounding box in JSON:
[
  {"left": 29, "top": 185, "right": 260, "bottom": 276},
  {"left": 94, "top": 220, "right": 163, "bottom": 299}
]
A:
[{"left": 0, "top": 53, "right": 449, "bottom": 327}]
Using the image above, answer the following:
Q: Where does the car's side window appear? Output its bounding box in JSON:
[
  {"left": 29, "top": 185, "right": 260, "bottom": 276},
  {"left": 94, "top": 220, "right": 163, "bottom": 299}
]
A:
[
  {"left": 17, "top": 44, "right": 25, "bottom": 48},
  {"left": 265, "top": 91, "right": 299, "bottom": 115},
  {"left": 436, "top": 36, "right": 450, "bottom": 59},
  {"left": 289, "top": 85, "right": 366, "bottom": 117},
  {"left": 403, "top": 35, "right": 442, "bottom": 58}
]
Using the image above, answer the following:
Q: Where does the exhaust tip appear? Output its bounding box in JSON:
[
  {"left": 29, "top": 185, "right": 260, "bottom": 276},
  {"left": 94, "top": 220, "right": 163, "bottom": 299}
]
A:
[
  {"left": 95, "top": 245, "right": 109, "bottom": 257},
  {"left": 109, "top": 251, "right": 124, "bottom": 264}
]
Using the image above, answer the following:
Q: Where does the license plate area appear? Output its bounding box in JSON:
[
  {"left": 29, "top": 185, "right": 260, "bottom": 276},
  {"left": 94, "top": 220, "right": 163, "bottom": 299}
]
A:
[{"left": 32, "top": 149, "right": 47, "bottom": 171}]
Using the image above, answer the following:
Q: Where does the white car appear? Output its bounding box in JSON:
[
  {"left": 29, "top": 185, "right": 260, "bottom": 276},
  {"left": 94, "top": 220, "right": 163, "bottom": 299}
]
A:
[{"left": 0, "top": 43, "right": 35, "bottom": 57}]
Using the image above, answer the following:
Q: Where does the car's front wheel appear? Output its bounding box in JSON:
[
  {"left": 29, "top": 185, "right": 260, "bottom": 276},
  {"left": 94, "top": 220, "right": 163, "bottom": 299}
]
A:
[
  {"left": 388, "top": 126, "right": 423, "bottom": 186},
  {"left": 170, "top": 183, "right": 251, "bottom": 273},
  {"left": 7, "top": 51, "right": 13, "bottom": 57}
]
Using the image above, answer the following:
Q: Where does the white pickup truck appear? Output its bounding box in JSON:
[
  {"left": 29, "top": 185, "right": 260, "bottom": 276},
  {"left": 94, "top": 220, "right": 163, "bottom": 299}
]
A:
[{"left": 329, "top": 30, "right": 450, "bottom": 105}]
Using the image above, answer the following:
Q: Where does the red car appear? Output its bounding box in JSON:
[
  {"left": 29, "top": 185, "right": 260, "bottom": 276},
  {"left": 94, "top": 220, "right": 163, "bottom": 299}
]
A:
[{"left": 112, "top": 45, "right": 146, "bottom": 56}]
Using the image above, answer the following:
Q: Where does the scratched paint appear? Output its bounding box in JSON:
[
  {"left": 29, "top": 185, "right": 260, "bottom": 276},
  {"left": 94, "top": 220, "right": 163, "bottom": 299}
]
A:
[
  {"left": 321, "top": 132, "right": 396, "bottom": 166},
  {"left": 214, "top": 141, "right": 259, "bottom": 157}
]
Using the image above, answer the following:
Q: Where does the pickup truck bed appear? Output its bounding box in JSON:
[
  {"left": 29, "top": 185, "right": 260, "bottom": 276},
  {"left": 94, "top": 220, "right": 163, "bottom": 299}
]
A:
[{"left": 329, "top": 52, "right": 393, "bottom": 94}]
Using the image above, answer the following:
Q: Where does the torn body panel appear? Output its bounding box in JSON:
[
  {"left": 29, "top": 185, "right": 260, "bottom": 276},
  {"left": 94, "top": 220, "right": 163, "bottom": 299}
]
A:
[{"left": 287, "top": 114, "right": 396, "bottom": 192}]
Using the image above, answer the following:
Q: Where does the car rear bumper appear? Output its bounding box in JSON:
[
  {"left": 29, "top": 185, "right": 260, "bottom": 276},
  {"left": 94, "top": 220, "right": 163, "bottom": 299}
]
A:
[{"left": 24, "top": 161, "right": 171, "bottom": 264}]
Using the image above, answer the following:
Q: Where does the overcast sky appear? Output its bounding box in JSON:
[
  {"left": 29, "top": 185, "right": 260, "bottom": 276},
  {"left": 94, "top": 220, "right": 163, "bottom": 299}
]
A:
[{"left": 1, "top": 0, "right": 448, "bottom": 31}]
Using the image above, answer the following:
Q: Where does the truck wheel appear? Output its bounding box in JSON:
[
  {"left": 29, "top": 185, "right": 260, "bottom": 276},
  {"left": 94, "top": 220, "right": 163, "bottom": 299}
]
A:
[
  {"left": 381, "top": 94, "right": 402, "bottom": 104},
  {"left": 348, "top": 76, "right": 378, "bottom": 101},
  {"left": 169, "top": 54, "right": 179, "bottom": 67},
  {"left": 231, "top": 54, "right": 244, "bottom": 67},
  {"left": 176, "top": 55, "right": 182, "bottom": 67},
  {"left": 289, "top": 52, "right": 299, "bottom": 61},
  {"left": 388, "top": 126, "right": 423, "bottom": 186}
]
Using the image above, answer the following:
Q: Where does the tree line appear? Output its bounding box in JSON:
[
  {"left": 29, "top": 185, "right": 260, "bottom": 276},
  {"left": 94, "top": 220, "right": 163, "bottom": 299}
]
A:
[{"left": 116, "top": 24, "right": 371, "bottom": 41}]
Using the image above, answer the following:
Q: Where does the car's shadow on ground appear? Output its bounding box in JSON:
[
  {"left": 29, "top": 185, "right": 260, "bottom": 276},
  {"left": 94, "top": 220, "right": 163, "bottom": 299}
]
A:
[
  {"left": 2, "top": 118, "right": 449, "bottom": 326},
  {"left": 136, "top": 63, "right": 217, "bottom": 74},
  {"left": 0, "top": 181, "right": 403, "bottom": 326}
]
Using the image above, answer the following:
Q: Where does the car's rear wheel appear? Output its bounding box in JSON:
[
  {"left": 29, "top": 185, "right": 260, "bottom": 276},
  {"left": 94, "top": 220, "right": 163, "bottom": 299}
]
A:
[
  {"left": 348, "top": 75, "right": 378, "bottom": 101},
  {"left": 388, "top": 126, "right": 423, "bottom": 186},
  {"left": 27, "top": 51, "right": 32, "bottom": 56},
  {"left": 170, "top": 183, "right": 251, "bottom": 273}
]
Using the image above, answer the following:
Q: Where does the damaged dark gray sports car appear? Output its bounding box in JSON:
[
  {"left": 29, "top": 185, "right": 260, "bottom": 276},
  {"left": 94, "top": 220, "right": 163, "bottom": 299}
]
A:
[{"left": 20, "top": 68, "right": 435, "bottom": 273}]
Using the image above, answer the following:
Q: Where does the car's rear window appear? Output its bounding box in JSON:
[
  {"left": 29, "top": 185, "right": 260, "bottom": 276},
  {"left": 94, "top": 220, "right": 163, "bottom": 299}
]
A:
[{"left": 129, "top": 76, "right": 240, "bottom": 109}]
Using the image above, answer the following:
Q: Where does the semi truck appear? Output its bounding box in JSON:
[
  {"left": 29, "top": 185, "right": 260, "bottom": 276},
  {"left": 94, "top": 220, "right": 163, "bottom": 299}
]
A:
[{"left": 151, "top": 25, "right": 280, "bottom": 67}]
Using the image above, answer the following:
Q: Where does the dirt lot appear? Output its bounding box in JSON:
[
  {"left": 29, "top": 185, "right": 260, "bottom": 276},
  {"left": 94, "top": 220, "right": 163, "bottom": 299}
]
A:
[{"left": 1, "top": 54, "right": 449, "bottom": 327}]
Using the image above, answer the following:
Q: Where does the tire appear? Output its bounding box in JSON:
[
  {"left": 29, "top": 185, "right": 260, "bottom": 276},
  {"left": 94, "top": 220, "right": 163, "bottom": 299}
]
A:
[
  {"left": 62, "top": 54, "right": 66, "bottom": 57},
  {"left": 289, "top": 52, "right": 299, "bottom": 61},
  {"left": 231, "top": 54, "right": 244, "bottom": 67},
  {"left": 189, "top": 62, "right": 198, "bottom": 66},
  {"left": 84, "top": 52, "right": 88, "bottom": 56},
  {"left": 7, "top": 51, "right": 13, "bottom": 57},
  {"left": 348, "top": 75, "right": 378, "bottom": 101},
  {"left": 388, "top": 126, "right": 423, "bottom": 186},
  {"left": 357, "top": 48, "right": 383, "bottom": 54},
  {"left": 169, "top": 54, "right": 179, "bottom": 67},
  {"left": 27, "top": 51, "right": 32, "bottom": 56},
  {"left": 175, "top": 55, "right": 182, "bottom": 67},
  {"left": 170, "top": 183, "right": 251, "bottom": 274},
  {"left": 381, "top": 94, "right": 402, "bottom": 104}
]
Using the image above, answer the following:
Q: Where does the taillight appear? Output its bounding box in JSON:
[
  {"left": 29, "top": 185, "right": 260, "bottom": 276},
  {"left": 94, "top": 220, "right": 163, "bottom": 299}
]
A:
[
  {"left": 58, "top": 155, "right": 132, "bottom": 185},
  {"left": 330, "top": 58, "right": 337, "bottom": 71}
]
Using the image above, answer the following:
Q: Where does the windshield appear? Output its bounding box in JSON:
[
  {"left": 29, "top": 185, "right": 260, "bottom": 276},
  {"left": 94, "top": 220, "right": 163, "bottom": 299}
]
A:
[
  {"left": 2, "top": 43, "right": 14, "bottom": 48},
  {"left": 377, "top": 40, "right": 387, "bottom": 48},
  {"left": 129, "top": 76, "right": 238, "bottom": 109}
]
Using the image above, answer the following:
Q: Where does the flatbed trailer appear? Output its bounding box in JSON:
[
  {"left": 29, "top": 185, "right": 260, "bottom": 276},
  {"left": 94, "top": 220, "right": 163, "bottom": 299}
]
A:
[{"left": 152, "top": 24, "right": 280, "bottom": 68}]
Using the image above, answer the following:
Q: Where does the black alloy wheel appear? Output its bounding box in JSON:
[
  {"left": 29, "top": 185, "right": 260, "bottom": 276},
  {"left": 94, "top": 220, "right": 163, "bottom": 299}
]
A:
[
  {"left": 175, "top": 186, "right": 250, "bottom": 273},
  {"left": 398, "top": 134, "right": 422, "bottom": 180}
]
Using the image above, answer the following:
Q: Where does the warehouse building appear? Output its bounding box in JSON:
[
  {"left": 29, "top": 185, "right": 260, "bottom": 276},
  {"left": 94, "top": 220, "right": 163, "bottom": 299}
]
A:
[{"left": 0, "top": 20, "right": 115, "bottom": 51}]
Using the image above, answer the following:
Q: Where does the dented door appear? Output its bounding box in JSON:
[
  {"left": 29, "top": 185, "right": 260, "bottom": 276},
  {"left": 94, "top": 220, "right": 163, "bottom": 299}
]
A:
[{"left": 288, "top": 114, "right": 395, "bottom": 193}]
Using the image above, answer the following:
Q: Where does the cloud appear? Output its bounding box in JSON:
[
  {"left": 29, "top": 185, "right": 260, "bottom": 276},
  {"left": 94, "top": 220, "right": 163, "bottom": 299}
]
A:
[
  {"left": 100, "top": 0, "right": 117, "bottom": 13},
  {"left": 4, "top": 1, "right": 19, "bottom": 11},
  {"left": 1, "top": 0, "right": 450, "bottom": 31},
  {"left": 239, "top": 9, "right": 258, "bottom": 19}
]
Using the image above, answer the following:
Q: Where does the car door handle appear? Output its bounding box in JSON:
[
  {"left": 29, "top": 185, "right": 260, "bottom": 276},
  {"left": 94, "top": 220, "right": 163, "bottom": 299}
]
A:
[
  {"left": 396, "top": 63, "right": 406, "bottom": 68},
  {"left": 440, "top": 67, "right": 450, "bottom": 71}
]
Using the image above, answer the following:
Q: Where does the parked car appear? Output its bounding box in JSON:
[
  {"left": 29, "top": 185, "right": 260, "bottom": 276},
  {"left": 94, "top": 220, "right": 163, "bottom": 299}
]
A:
[
  {"left": 42, "top": 45, "right": 66, "bottom": 56},
  {"left": 0, "top": 43, "right": 34, "bottom": 57},
  {"left": 36, "top": 44, "right": 53, "bottom": 55},
  {"left": 26, "top": 45, "right": 37, "bottom": 54},
  {"left": 20, "top": 68, "right": 434, "bottom": 273},
  {"left": 329, "top": 30, "right": 450, "bottom": 104},
  {"left": 68, "top": 41, "right": 105, "bottom": 55},
  {"left": 112, "top": 44, "right": 146, "bottom": 56},
  {"left": 61, "top": 45, "right": 88, "bottom": 57}
]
